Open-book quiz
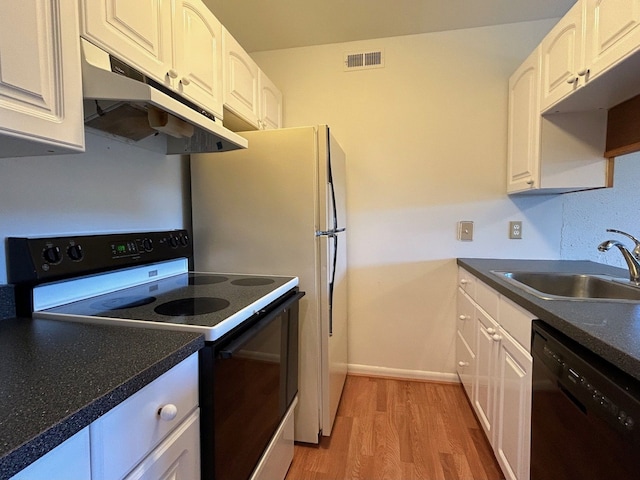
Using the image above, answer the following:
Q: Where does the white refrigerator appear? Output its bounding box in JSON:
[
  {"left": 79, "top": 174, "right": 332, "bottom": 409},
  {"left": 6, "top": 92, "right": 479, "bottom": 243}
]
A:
[{"left": 190, "top": 125, "right": 348, "bottom": 443}]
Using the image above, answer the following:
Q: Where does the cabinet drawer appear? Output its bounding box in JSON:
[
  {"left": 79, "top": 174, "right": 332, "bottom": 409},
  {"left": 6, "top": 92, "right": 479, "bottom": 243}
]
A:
[
  {"left": 499, "top": 296, "right": 535, "bottom": 351},
  {"left": 91, "top": 353, "right": 199, "bottom": 480},
  {"left": 475, "top": 280, "right": 499, "bottom": 319},
  {"left": 456, "top": 291, "right": 476, "bottom": 351},
  {"left": 457, "top": 268, "right": 476, "bottom": 298},
  {"left": 456, "top": 331, "right": 475, "bottom": 401}
]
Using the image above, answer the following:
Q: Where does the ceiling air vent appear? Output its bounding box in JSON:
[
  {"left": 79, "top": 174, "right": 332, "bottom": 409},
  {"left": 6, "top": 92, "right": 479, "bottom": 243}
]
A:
[{"left": 344, "top": 50, "right": 384, "bottom": 71}]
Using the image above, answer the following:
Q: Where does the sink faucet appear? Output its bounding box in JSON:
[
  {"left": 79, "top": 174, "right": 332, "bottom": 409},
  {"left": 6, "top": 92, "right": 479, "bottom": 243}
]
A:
[
  {"left": 598, "top": 239, "right": 640, "bottom": 283},
  {"left": 606, "top": 229, "right": 640, "bottom": 259}
]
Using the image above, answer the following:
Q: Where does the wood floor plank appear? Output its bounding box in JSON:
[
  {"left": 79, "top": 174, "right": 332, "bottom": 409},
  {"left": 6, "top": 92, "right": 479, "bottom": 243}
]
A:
[{"left": 286, "top": 375, "right": 504, "bottom": 480}]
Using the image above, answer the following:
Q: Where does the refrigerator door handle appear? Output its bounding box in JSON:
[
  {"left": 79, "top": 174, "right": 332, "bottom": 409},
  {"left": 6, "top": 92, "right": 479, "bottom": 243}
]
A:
[
  {"left": 315, "top": 229, "right": 343, "bottom": 337},
  {"left": 328, "top": 234, "right": 338, "bottom": 337},
  {"left": 315, "top": 227, "right": 345, "bottom": 237}
]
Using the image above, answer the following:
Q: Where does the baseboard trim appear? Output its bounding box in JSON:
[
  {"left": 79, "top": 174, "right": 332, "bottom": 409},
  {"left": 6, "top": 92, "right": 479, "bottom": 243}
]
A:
[{"left": 347, "top": 364, "right": 459, "bottom": 384}]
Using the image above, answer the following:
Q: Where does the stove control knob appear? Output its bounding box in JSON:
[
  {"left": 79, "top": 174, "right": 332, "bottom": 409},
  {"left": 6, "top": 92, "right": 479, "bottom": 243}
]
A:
[
  {"left": 43, "top": 246, "right": 62, "bottom": 264},
  {"left": 142, "top": 238, "right": 153, "bottom": 252},
  {"left": 67, "top": 244, "right": 83, "bottom": 261},
  {"left": 158, "top": 404, "right": 178, "bottom": 421},
  {"left": 179, "top": 234, "right": 189, "bottom": 247},
  {"left": 168, "top": 236, "right": 179, "bottom": 248}
]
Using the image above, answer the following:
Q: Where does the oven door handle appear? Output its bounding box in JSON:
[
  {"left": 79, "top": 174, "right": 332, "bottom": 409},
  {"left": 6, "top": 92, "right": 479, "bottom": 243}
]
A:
[{"left": 219, "top": 291, "right": 305, "bottom": 359}]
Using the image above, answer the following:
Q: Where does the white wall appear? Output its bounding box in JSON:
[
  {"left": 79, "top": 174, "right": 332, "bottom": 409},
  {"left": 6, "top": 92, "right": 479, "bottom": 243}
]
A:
[
  {"left": 0, "top": 132, "right": 188, "bottom": 284},
  {"left": 560, "top": 152, "right": 640, "bottom": 269},
  {"left": 252, "top": 20, "right": 564, "bottom": 379}
]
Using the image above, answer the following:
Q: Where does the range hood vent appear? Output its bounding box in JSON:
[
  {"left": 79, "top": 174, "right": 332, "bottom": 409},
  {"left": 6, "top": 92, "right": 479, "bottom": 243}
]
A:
[{"left": 80, "top": 39, "right": 248, "bottom": 154}]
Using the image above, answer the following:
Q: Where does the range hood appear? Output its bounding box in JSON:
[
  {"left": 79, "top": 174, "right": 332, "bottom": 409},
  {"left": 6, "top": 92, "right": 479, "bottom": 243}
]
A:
[{"left": 80, "top": 39, "right": 248, "bottom": 154}]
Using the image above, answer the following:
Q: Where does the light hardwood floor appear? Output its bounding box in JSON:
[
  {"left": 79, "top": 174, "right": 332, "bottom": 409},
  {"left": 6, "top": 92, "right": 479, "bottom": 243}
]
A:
[{"left": 285, "top": 375, "right": 504, "bottom": 480}]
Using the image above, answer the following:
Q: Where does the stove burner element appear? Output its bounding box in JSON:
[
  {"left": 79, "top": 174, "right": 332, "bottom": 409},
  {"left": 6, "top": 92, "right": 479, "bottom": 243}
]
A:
[
  {"left": 154, "top": 297, "right": 230, "bottom": 316},
  {"left": 187, "top": 274, "right": 229, "bottom": 285},
  {"left": 231, "top": 278, "right": 276, "bottom": 286},
  {"left": 91, "top": 296, "right": 157, "bottom": 311}
]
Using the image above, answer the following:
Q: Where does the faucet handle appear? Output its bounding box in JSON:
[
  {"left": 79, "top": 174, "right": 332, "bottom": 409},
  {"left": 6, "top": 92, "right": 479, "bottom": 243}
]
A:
[{"left": 606, "top": 229, "right": 640, "bottom": 259}]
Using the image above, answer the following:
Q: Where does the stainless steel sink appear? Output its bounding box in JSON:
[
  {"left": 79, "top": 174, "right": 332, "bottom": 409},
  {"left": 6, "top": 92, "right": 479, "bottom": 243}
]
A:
[{"left": 491, "top": 271, "right": 640, "bottom": 301}]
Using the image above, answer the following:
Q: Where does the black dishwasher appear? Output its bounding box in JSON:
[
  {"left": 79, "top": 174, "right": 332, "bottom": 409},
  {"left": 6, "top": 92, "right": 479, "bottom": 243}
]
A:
[{"left": 531, "top": 321, "right": 640, "bottom": 480}]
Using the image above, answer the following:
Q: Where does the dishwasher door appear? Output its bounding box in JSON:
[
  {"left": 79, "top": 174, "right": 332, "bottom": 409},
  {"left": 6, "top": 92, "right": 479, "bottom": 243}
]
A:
[{"left": 531, "top": 321, "right": 640, "bottom": 480}]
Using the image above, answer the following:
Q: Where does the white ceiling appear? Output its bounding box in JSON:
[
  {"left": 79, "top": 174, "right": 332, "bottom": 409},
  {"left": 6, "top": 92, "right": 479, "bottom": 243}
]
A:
[{"left": 203, "top": 0, "right": 576, "bottom": 53}]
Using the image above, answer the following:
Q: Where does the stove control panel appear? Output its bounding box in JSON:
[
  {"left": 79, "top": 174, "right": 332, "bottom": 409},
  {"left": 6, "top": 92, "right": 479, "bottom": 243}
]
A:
[{"left": 8, "top": 229, "right": 192, "bottom": 285}]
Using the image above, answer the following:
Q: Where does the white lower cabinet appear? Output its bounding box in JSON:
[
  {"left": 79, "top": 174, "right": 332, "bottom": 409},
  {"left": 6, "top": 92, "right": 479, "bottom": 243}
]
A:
[
  {"left": 9, "top": 428, "right": 91, "bottom": 480},
  {"left": 494, "top": 328, "right": 532, "bottom": 480},
  {"left": 455, "top": 331, "right": 475, "bottom": 400},
  {"left": 456, "top": 268, "right": 534, "bottom": 480},
  {"left": 124, "top": 409, "right": 200, "bottom": 480},
  {"left": 474, "top": 306, "right": 500, "bottom": 440},
  {"left": 91, "top": 353, "right": 199, "bottom": 480},
  {"left": 10, "top": 353, "right": 200, "bottom": 480}
]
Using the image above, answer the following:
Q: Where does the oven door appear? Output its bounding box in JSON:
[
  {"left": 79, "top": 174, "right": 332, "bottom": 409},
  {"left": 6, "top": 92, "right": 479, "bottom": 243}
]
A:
[{"left": 202, "top": 290, "right": 302, "bottom": 480}]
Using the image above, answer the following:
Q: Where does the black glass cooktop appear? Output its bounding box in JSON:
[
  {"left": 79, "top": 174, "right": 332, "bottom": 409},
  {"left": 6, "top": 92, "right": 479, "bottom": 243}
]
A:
[{"left": 42, "top": 272, "right": 296, "bottom": 329}]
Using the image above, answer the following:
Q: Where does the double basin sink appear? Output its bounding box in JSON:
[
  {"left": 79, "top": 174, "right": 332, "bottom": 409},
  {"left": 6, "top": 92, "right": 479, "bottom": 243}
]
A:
[{"left": 492, "top": 271, "right": 640, "bottom": 302}]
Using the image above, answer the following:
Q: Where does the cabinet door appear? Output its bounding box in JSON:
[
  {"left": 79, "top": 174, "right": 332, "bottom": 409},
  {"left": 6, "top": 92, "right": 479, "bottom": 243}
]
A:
[
  {"left": 174, "top": 0, "right": 223, "bottom": 119},
  {"left": 123, "top": 409, "right": 200, "bottom": 480},
  {"left": 540, "top": 2, "right": 586, "bottom": 111},
  {"left": 507, "top": 48, "right": 540, "bottom": 193},
  {"left": 585, "top": 0, "right": 640, "bottom": 79},
  {"left": 10, "top": 428, "right": 91, "bottom": 480},
  {"left": 222, "top": 28, "right": 260, "bottom": 128},
  {"left": 474, "top": 308, "right": 500, "bottom": 441},
  {"left": 79, "top": 0, "right": 173, "bottom": 86},
  {"left": 0, "top": 0, "right": 84, "bottom": 157},
  {"left": 259, "top": 70, "right": 283, "bottom": 130},
  {"left": 456, "top": 290, "right": 475, "bottom": 349},
  {"left": 494, "top": 328, "right": 532, "bottom": 480}
]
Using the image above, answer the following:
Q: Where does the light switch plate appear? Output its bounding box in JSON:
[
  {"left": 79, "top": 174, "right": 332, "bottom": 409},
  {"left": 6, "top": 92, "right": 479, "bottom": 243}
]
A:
[{"left": 458, "top": 221, "right": 474, "bottom": 241}]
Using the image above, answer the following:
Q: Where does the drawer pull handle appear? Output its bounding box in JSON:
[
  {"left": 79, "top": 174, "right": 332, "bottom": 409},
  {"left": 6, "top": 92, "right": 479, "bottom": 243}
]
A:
[
  {"left": 459, "top": 314, "right": 468, "bottom": 321},
  {"left": 486, "top": 327, "right": 496, "bottom": 335},
  {"left": 492, "top": 334, "right": 502, "bottom": 342},
  {"left": 458, "top": 361, "right": 469, "bottom": 367},
  {"left": 460, "top": 279, "right": 469, "bottom": 285},
  {"left": 158, "top": 404, "right": 178, "bottom": 421}
]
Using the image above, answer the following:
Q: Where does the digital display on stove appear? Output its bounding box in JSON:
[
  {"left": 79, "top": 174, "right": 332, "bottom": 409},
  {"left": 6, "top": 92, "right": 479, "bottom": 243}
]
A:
[{"left": 111, "top": 242, "right": 138, "bottom": 257}]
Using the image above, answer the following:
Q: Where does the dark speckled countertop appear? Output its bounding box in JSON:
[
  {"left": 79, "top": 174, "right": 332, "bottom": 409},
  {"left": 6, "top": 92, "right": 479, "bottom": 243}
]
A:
[
  {"left": 458, "top": 258, "right": 640, "bottom": 382},
  {"left": 0, "top": 317, "right": 204, "bottom": 479}
]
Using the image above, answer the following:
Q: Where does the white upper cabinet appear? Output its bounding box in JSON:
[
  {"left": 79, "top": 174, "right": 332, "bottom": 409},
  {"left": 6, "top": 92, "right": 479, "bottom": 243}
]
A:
[
  {"left": 173, "top": 0, "right": 223, "bottom": 117},
  {"left": 79, "top": 0, "right": 172, "bottom": 85},
  {"left": 540, "top": 2, "right": 586, "bottom": 112},
  {"left": 259, "top": 70, "right": 283, "bottom": 130},
  {"left": 541, "top": 0, "right": 640, "bottom": 113},
  {"left": 585, "top": 0, "right": 640, "bottom": 79},
  {"left": 221, "top": 28, "right": 283, "bottom": 130},
  {"left": 0, "top": 0, "right": 85, "bottom": 157},
  {"left": 222, "top": 28, "right": 260, "bottom": 129},
  {"left": 507, "top": 46, "right": 610, "bottom": 195},
  {"left": 80, "top": 0, "right": 223, "bottom": 119},
  {"left": 507, "top": 48, "right": 541, "bottom": 192}
]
